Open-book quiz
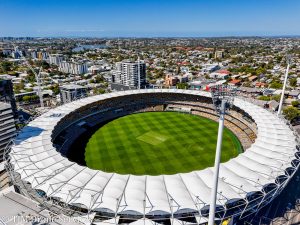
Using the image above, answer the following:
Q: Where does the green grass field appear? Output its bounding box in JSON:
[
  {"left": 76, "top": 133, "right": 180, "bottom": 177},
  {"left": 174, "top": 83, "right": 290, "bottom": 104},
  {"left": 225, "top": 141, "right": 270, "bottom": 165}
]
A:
[{"left": 85, "top": 112, "right": 242, "bottom": 175}]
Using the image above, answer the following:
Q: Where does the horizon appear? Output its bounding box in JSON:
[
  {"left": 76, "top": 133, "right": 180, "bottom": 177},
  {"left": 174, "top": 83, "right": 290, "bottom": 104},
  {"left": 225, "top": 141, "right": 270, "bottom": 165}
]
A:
[
  {"left": 2, "top": 34, "right": 300, "bottom": 39},
  {"left": 1, "top": 0, "right": 300, "bottom": 37}
]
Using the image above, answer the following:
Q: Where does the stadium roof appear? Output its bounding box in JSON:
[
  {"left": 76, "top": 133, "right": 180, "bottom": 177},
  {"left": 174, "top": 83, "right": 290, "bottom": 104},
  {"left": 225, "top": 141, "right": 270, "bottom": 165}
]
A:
[{"left": 8, "top": 89, "right": 299, "bottom": 220}]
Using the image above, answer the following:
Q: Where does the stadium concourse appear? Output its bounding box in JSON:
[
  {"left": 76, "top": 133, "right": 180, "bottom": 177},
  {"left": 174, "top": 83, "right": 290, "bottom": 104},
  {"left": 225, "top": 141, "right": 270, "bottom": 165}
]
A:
[{"left": 5, "top": 89, "right": 300, "bottom": 225}]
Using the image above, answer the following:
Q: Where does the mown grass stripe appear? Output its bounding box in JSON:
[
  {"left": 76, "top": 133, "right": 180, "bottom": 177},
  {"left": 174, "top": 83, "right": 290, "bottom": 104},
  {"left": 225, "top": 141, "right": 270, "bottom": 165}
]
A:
[{"left": 85, "top": 112, "right": 241, "bottom": 175}]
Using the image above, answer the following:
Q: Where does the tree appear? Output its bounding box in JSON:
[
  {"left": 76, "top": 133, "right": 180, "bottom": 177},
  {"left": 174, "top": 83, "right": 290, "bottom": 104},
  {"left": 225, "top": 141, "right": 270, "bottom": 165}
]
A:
[
  {"left": 154, "top": 70, "right": 164, "bottom": 79},
  {"left": 98, "top": 88, "right": 106, "bottom": 94},
  {"left": 22, "top": 96, "right": 31, "bottom": 102},
  {"left": 292, "top": 101, "right": 300, "bottom": 107},
  {"left": 37, "top": 60, "right": 50, "bottom": 70},
  {"left": 271, "top": 95, "right": 281, "bottom": 102},
  {"left": 50, "top": 84, "right": 60, "bottom": 95},
  {"left": 93, "top": 88, "right": 106, "bottom": 94},
  {"left": 30, "top": 95, "right": 39, "bottom": 101},
  {"left": 258, "top": 96, "right": 270, "bottom": 101},
  {"left": 0, "top": 61, "right": 13, "bottom": 72},
  {"left": 22, "top": 95, "right": 39, "bottom": 103},
  {"left": 95, "top": 75, "right": 105, "bottom": 83},
  {"left": 26, "top": 69, "right": 37, "bottom": 83},
  {"left": 176, "top": 83, "right": 189, "bottom": 89},
  {"left": 243, "top": 82, "right": 251, "bottom": 87},
  {"left": 14, "top": 81, "right": 25, "bottom": 93},
  {"left": 283, "top": 106, "right": 300, "bottom": 121},
  {"left": 256, "top": 67, "right": 267, "bottom": 75},
  {"left": 276, "top": 55, "right": 283, "bottom": 63},
  {"left": 289, "top": 78, "right": 297, "bottom": 87},
  {"left": 269, "top": 81, "right": 283, "bottom": 89}
]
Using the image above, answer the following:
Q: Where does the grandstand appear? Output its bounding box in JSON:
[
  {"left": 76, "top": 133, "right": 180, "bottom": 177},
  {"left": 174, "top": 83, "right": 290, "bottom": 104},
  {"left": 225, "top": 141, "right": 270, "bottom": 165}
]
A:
[{"left": 5, "top": 89, "right": 300, "bottom": 225}]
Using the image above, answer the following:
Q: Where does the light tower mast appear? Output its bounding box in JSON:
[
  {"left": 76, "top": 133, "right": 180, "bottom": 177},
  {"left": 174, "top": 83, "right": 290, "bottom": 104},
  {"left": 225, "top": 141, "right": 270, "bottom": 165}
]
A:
[
  {"left": 17, "top": 45, "right": 44, "bottom": 108},
  {"left": 208, "top": 84, "right": 236, "bottom": 225},
  {"left": 277, "top": 55, "right": 291, "bottom": 116}
]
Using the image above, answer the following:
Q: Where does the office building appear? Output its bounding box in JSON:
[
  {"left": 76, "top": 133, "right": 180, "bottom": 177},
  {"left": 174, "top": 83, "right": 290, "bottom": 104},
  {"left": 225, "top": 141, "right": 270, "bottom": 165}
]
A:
[
  {"left": 60, "top": 84, "right": 87, "bottom": 104},
  {"left": 215, "top": 50, "right": 224, "bottom": 59},
  {"left": 30, "top": 51, "right": 48, "bottom": 60},
  {"left": 0, "top": 78, "right": 18, "bottom": 118},
  {"left": 37, "top": 51, "right": 48, "bottom": 60},
  {"left": 0, "top": 103, "right": 16, "bottom": 162},
  {"left": 165, "top": 74, "right": 179, "bottom": 86},
  {"left": 112, "top": 60, "right": 146, "bottom": 88},
  {"left": 49, "top": 54, "right": 64, "bottom": 65},
  {"left": 31, "top": 51, "right": 38, "bottom": 59},
  {"left": 59, "top": 61, "right": 88, "bottom": 75},
  {"left": 11, "top": 50, "right": 21, "bottom": 59}
]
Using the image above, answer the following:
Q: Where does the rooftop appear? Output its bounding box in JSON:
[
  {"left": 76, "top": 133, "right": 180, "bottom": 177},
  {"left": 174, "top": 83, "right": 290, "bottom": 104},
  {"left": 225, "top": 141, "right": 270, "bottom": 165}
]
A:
[
  {"left": 0, "top": 191, "right": 82, "bottom": 225},
  {"left": 0, "top": 102, "right": 11, "bottom": 111},
  {"left": 60, "top": 84, "right": 86, "bottom": 90}
]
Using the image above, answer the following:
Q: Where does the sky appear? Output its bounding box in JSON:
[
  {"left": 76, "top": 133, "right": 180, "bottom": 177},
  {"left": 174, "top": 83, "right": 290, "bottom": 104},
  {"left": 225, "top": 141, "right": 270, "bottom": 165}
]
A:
[{"left": 1, "top": 0, "right": 300, "bottom": 37}]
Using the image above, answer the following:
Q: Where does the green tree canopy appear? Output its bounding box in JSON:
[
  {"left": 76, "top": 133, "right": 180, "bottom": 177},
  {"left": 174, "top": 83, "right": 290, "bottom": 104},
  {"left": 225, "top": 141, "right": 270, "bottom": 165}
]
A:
[
  {"left": 93, "top": 88, "right": 106, "bottom": 94},
  {"left": 0, "top": 61, "right": 13, "bottom": 72},
  {"left": 283, "top": 106, "right": 300, "bottom": 121},
  {"left": 269, "top": 81, "right": 283, "bottom": 89},
  {"left": 272, "top": 95, "right": 281, "bottom": 102},
  {"left": 22, "top": 95, "right": 39, "bottom": 102},
  {"left": 292, "top": 101, "right": 300, "bottom": 107},
  {"left": 37, "top": 60, "right": 50, "bottom": 70},
  {"left": 176, "top": 83, "right": 189, "bottom": 89},
  {"left": 95, "top": 75, "right": 105, "bottom": 83},
  {"left": 258, "top": 96, "right": 270, "bottom": 101},
  {"left": 289, "top": 78, "right": 297, "bottom": 87},
  {"left": 50, "top": 84, "right": 60, "bottom": 95}
]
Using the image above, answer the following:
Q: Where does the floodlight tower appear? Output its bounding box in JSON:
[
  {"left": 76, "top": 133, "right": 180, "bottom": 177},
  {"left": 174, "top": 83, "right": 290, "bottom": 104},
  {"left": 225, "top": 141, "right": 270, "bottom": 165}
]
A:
[
  {"left": 208, "top": 84, "right": 236, "bottom": 225},
  {"left": 277, "top": 55, "right": 291, "bottom": 116},
  {"left": 25, "top": 62, "right": 44, "bottom": 108},
  {"left": 16, "top": 45, "right": 44, "bottom": 108}
]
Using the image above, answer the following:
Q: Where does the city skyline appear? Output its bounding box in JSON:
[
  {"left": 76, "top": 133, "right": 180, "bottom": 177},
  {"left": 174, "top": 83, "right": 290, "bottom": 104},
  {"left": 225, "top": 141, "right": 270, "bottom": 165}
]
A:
[{"left": 1, "top": 0, "right": 300, "bottom": 37}]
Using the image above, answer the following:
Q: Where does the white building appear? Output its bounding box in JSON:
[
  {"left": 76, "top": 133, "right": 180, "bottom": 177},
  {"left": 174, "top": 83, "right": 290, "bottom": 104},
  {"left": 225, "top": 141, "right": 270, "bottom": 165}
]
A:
[
  {"left": 209, "top": 71, "right": 230, "bottom": 80},
  {"left": 215, "top": 50, "right": 224, "bottom": 59},
  {"left": 49, "top": 54, "right": 64, "bottom": 66},
  {"left": 201, "top": 63, "right": 220, "bottom": 73},
  {"left": 112, "top": 60, "right": 146, "bottom": 88},
  {"left": 31, "top": 51, "right": 38, "bottom": 59},
  {"left": 59, "top": 61, "right": 88, "bottom": 75}
]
